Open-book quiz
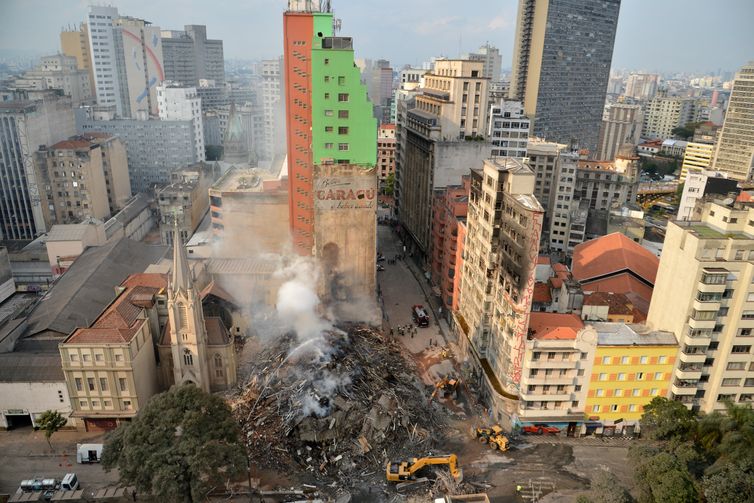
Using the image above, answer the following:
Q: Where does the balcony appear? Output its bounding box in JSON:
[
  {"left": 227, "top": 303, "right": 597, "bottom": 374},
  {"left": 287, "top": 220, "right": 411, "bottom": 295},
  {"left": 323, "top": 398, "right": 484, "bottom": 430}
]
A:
[
  {"left": 697, "top": 280, "right": 726, "bottom": 294},
  {"left": 519, "top": 389, "right": 571, "bottom": 401},
  {"left": 520, "top": 374, "right": 575, "bottom": 387},
  {"left": 679, "top": 350, "right": 706, "bottom": 364},
  {"left": 528, "top": 359, "right": 576, "bottom": 369},
  {"left": 688, "top": 317, "right": 716, "bottom": 330},
  {"left": 692, "top": 299, "right": 721, "bottom": 312},
  {"left": 675, "top": 365, "right": 702, "bottom": 380},
  {"left": 671, "top": 380, "right": 699, "bottom": 396}
]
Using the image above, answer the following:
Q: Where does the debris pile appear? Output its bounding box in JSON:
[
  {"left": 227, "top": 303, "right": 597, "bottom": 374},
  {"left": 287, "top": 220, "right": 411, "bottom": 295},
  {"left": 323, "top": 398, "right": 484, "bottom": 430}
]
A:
[{"left": 230, "top": 323, "right": 446, "bottom": 485}]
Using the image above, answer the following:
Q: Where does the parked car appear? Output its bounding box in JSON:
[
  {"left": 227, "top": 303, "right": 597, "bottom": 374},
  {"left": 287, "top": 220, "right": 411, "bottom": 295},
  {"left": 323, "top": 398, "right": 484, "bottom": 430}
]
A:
[
  {"left": 522, "top": 424, "right": 560, "bottom": 435},
  {"left": 412, "top": 305, "right": 429, "bottom": 327}
]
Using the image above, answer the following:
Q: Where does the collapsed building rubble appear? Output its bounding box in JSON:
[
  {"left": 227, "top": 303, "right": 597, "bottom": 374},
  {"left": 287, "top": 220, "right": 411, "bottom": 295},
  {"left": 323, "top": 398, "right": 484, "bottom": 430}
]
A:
[{"left": 230, "top": 323, "right": 453, "bottom": 488}]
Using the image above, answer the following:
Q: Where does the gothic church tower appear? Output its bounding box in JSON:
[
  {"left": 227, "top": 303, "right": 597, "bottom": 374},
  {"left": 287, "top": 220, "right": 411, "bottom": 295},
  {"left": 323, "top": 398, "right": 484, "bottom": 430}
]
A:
[{"left": 167, "top": 226, "right": 211, "bottom": 392}]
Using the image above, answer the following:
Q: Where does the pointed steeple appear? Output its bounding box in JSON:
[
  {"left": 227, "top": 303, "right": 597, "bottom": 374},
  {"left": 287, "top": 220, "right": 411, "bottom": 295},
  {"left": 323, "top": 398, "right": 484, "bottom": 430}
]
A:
[{"left": 172, "top": 224, "right": 192, "bottom": 293}]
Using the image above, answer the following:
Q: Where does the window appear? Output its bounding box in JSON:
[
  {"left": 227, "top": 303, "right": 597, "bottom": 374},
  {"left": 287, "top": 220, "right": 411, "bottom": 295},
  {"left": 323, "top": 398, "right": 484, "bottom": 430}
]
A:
[
  {"left": 640, "top": 356, "right": 648, "bottom": 364},
  {"left": 659, "top": 356, "right": 667, "bottom": 364},
  {"left": 337, "top": 93, "right": 349, "bottom": 102},
  {"left": 338, "top": 110, "right": 349, "bottom": 118},
  {"left": 650, "top": 388, "right": 659, "bottom": 396},
  {"left": 324, "top": 58, "right": 330, "bottom": 65},
  {"left": 654, "top": 372, "right": 664, "bottom": 380},
  {"left": 581, "top": 352, "right": 588, "bottom": 360},
  {"left": 636, "top": 372, "right": 644, "bottom": 380},
  {"left": 338, "top": 143, "right": 349, "bottom": 151},
  {"left": 621, "top": 356, "right": 629, "bottom": 365},
  {"left": 324, "top": 93, "right": 330, "bottom": 99},
  {"left": 99, "top": 378, "right": 108, "bottom": 391},
  {"left": 632, "top": 389, "right": 641, "bottom": 397},
  {"left": 629, "top": 404, "right": 637, "bottom": 412},
  {"left": 83, "top": 354, "right": 91, "bottom": 362},
  {"left": 722, "top": 378, "right": 740, "bottom": 386},
  {"left": 618, "top": 373, "right": 626, "bottom": 381},
  {"left": 325, "top": 126, "right": 333, "bottom": 132},
  {"left": 104, "top": 400, "right": 112, "bottom": 407},
  {"left": 87, "top": 378, "right": 95, "bottom": 391},
  {"left": 727, "top": 362, "right": 746, "bottom": 371},
  {"left": 325, "top": 110, "right": 334, "bottom": 117},
  {"left": 324, "top": 76, "right": 330, "bottom": 82},
  {"left": 79, "top": 400, "right": 87, "bottom": 408},
  {"left": 338, "top": 126, "right": 348, "bottom": 134},
  {"left": 732, "top": 345, "right": 751, "bottom": 354},
  {"left": 615, "top": 389, "right": 623, "bottom": 397},
  {"left": 548, "top": 352, "right": 556, "bottom": 360},
  {"left": 70, "top": 354, "right": 79, "bottom": 362},
  {"left": 598, "top": 373, "right": 607, "bottom": 381},
  {"left": 95, "top": 353, "right": 103, "bottom": 362},
  {"left": 602, "top": 356, "right": 611, "bottom": 364},
  {"left": 92, "top": 400, "right": 100, "bottom": 407},
  {"left": 118, "top": 378, "right": 127, "bottom": 392},
  {"left": 215, "top": 369, "right": 224, "bottom": 378},
  {"left": 338, "top": 76, "right": 345, "bottom": 85},
  {"left": 592, "top": 405, "right": 600, "bottom": 413},
  {"left": 692, "top": 310, "right": 717, "bottom": 321},
  {"left": 324, "top": 142, "right": 333, "bottom": 149},
  {"left": 115, "top": 354, "right": 123, "bottom": 362},
  {"left": 183, "top": 350, "right": 194, "bottom": 366},
  {"left": 214, "top": 354, "right": 222, "bottom": 368},
  {"left": 123, "top": 400, "right": 132, "bottom": 410},
  {"left": 610, "top": 404, "right": 619, "bottom": 412},
  {"left": 75, "top": 378, "right": 83, "bottom": 391},
  {"left": 596, "top": 389, "right": 604, "bottom": 397}
]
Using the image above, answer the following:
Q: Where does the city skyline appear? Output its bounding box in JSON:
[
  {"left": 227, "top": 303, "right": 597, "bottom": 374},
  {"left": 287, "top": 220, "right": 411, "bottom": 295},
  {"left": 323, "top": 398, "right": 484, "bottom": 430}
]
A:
[{"left": 1, "top": 0, "right": 752, "bottom": 74}]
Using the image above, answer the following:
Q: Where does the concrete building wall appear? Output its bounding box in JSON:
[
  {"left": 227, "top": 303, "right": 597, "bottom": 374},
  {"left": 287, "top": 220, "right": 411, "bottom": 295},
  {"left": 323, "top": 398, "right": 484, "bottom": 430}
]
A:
[
  {"left": 597, "top": 104, "right": 643, "bottom": 161},
  {"left": 712, "top": 62, "right": 754, "bottom": 181},
  {"left": 61, "top": 23, "right": 95, "bottom": 91},
  {"left": 0, "top": 382, "right": 74, "bottom": 429}
]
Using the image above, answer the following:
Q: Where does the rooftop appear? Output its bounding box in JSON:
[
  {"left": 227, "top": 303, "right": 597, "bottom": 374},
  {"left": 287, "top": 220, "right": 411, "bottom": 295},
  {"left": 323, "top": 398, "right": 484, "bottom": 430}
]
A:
[
  {"left": 528, "top": 313, "right": 584, "bottom": 340},
  {"left": 211, "top": 168, "right": 283, "bottom": 193},
  {"left": 46, "top": 220, "right": 102, "bottom": 242},
  {"left": 572, "top": 233, "right": 659, "bottom": 285},
  {"left": 583, "top": 291, "right": 633, "bottom": 315},
  {"left": 674, "top": 221, "right": 750, "bottom": 240},
  {"left": 593, "top": 322, "right": 677, "bottom": 346}
]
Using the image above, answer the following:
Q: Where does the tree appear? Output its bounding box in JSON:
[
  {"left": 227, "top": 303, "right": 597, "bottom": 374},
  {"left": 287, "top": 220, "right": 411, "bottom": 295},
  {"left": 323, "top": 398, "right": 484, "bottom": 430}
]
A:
[
  {"left": 102, "top": 384, "right": 246, "bottom": 503},
  {"left": 590, "top": 470, "right": 634, "bottom": 503},
  {"left": 383, "top": 172, "right": 395, "bottom": 196},
  {"left": 640, "top": 397, "right": 696, "bottom": 441},
  {"left": 36, "top": 410, "right": 68, "bottom": 450},
  {"left": 672, "top": 122, "right": 701, "bottom": 141},
  {"left": 703, "top": 459, "right": 754, "bottom": 503},
  {"left": 630, "top": 446, "right": 698, "bottom": 503}
]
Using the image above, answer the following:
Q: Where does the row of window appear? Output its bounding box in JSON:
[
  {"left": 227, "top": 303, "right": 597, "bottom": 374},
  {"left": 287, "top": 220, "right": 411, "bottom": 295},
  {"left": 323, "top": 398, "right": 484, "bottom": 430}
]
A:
[
  {"left": 74, "top": 376, "right": 128, "bottom": 393},
  {"left": 69, "top": 352, "right": 124, "bottom": 363},
  {"left": 591, "top": 404, "right": 641, "bottom": 413},
  {"left": 594, "top": 388, "right": 660, "bottom": 397},
  {"left": 598, "top": 355, "right": 669, "bottom": 365},
  {"left": 79, "top": 398, "right": 131, "bottom": 410},
  {"left": 595, "top": 371, "right": 665, "bottom": 382}
]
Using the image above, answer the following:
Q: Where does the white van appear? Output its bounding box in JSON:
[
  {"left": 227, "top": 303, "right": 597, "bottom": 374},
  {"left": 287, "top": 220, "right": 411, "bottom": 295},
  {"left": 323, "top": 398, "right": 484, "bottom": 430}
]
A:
[
  {"left": 77, "top": 443, "right": 103, "bottom": 464},
  {"left": 61, "top": 473, "right": 79, "bottom": 491}
]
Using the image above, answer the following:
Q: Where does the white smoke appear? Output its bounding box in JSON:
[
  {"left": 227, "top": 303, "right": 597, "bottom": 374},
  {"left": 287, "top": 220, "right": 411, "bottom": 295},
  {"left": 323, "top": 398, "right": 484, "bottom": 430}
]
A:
[{"left": 274, "top": 256, "right": 332, "bottom": 344}]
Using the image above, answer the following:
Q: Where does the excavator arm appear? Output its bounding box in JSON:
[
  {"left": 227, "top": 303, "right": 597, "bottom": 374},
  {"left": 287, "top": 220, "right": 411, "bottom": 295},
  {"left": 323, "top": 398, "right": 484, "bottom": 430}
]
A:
[{"left": 386, "top": 454, "right": 463, "bottom": 482}]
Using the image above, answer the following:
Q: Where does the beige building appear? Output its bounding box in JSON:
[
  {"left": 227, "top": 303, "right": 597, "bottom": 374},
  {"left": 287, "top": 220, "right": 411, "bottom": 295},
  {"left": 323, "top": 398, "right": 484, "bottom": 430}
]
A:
[
  {"left": 416, "top": 59, "right": 489, "bottom": 140},
  {"left": 158, "top": 162, "right": 215, "bottom": 245},
  {"left": 642, "top": 94, "right": 696, "bottom": 140},
  {"left": 454, "top": 157, "right": 544, "bottom": 425},
  {"left": 711, "top": 62, "right": 754, "bottom": 181},
  {"left": 647, "top": 199, "right": 754, "bottom": 413},
  {"left": 37, "top": 134, "right": 130, "bottom": 225},
  {"left": 59, "top": 273, "right": 167, "bottom": 430},
  {"left": 377, "top": 124, "right": 396, "bottom": 181},
  {"left": 60, "top": 23, "right": 95, "bottom": 91},
  {"left": 680, "top": 142, "right": 716, "bottom": 182},
  {"left": 209, "top": 168, "right": 289, "bottom": 256},
  {"left": 13, "top": 54, "right": 93, "bottom": 105}
]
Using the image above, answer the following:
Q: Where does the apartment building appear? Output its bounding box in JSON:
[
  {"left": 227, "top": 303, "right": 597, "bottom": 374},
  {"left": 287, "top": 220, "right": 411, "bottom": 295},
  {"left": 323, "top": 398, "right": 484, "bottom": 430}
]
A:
[
  {"left": 377, "top": 124, "right": 396, "bottom": 181},
  {"left": 161, "top": 25, "right": 225, "bottom": 86},
  {"left": 711, "top": 62, "right": 754, "bottom": 181},
  {"left": 12, "top": 54, "right": 93, "bottom": 105},
  {"left": 37, "top": 134, "right": 130, "bottom": 225},
  {"left": 158, "top": 162, "right": 215, "bottom": 245},
  {"left": 455, "top": 157, "right": 544, "bottom": 425},
  {"left": 596, "top": 104, "right": 643, "bottom": 161},
  {"left": 624, "top": 74, "right": 659, "bottom": 100},
  {"left": 488, "top": 101, "right": 529, "bottom": 159},
  {"left": 259, "top": 58, "right": 285, "bottom": 163},
  {"left": 586, "top": 323, "right": 677, "bottom": 433},
  {"left": 642, "top": 94, "right": 696, "bottom": 140},
  {"left": 680, "top": 142, "right": 716, "bottom": 182},
  {"left": 464, "top": 44, "right": 503, "bottom": 81},
  {"left": 677, "top": 170, "right": 737, "bottom": 221},
  {"left": 647, "top": 199, "right": 754, "bottom": 413},
  {"left": 525, "top": 140, "right": 577, "bottom": 228},
  {"left": 60, "top": 23, "right": 95, "bottom": 91},
  {"left": 156, "top": 83, "right": 206, "bottom": 162},
  {"left": 59, "top": 274, "right": 166, "bottom": 430}
]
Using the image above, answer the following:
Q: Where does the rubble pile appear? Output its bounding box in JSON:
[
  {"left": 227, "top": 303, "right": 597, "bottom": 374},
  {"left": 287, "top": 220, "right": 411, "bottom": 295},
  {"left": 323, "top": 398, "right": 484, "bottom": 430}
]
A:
[{"left": 231, "top": 323, "right": 446, "bottom": 484}]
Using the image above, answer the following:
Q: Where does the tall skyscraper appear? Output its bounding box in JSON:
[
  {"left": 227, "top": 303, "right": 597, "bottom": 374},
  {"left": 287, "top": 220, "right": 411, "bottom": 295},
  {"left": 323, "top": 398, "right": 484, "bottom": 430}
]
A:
[
  {"left": 624, "top": 73, "right": 659, "bottom": 100},
  {"left": 0, "top": 96, "right": 76, "bottom": 240},
  {"left": 161, "top": 25, "right": 225, "bottom": 86},
  {"left": 260, "top": 57, "right": 286, "bottom": 162},
  {"left": 156, "top": 83, "right": 206, "bottom": 162},
  {"left": 509, "top": 0, "right": 621, "bottom": 153},
  {"left": 283, "top": 0, "right": 378, "bottom": 302},
  {"left": 596, "top": 103, "right": 643, "bottom": 161},
  {"left": 712, "top": 62, "right": 754, "bottom": 181},
  {"left": 87, "top": 6, "right": 164, "bottom": 118}
]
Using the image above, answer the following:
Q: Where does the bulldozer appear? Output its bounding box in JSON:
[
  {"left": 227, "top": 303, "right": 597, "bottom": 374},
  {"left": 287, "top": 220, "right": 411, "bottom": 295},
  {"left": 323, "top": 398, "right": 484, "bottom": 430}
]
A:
[
  {"left": 475, "top": 424, "right": 510, "bottom": 452},
  {"left": 386, "top": 454, "right": 463, "bottom": 482}
]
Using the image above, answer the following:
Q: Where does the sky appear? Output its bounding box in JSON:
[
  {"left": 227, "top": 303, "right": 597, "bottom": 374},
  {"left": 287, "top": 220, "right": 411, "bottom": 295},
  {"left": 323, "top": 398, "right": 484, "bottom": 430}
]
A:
[{"left": 0, "top": 0, "right": 752, "bottom": 74}]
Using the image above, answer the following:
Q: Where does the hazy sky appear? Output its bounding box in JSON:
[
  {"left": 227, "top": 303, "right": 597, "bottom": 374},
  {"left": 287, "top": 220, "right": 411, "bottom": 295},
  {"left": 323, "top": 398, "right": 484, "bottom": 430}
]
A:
[{"left": 1, "top": 0, "right": 752, "bottom": 74}]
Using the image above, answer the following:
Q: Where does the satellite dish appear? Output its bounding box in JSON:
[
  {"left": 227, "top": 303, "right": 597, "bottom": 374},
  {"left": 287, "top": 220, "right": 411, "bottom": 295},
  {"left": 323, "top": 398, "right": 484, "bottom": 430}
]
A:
[{"left": 722, "top": 197, "right": 735, "bottom": 206}]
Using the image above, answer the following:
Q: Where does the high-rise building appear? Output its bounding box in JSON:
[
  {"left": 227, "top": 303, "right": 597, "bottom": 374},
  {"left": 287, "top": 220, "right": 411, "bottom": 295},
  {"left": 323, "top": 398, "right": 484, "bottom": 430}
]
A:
[
  {"left": 161, "top": 25, "right": 225, "bottom": 87},
  {"left": 377, "top": 124, "right": 396, "bottom": 182},
  {"left": 509, "top": 0, "right": 621, "bottom": 153},
  {"left": 642, "top": 93, "right": 696, "bottom": 140},
  {"left": 596, "top": 104, "right": 643, "bottom": 161},
  {"left": 87, "top": 6, "right": 165, "bottom": 118},
  {"left": 647, "top": 199, "right": 754, "bottom": 413},
  {"left": 488, "top": 100, "right": 530, "bottom": 158},
  {"left": 37, "top": 134, "right": 130, "bottom": 225},
  {"left": 676, "top": 169, "right": 736, "bottom": 221},
  {"left": 156, "top": 83, "right": 206, "bottom": 162},
  {"left": 12, "top": 54, "right": 93, "bottom": 105},
  {"left": 260, "top": 58, "right": 285, "bottom": 162},
  {"left": 711, "top": 62, "right": 754, "bottom": 181},
  {"left": 283, "top": 1, "right": 378, "bottom": 302},
  {"left": 679, "top": 142, "right": 716, "bottom": 182},
  {"left": 369, "top": 59, "right": 393, "bottom": 121},
  {"left": 454, "top": 157, "right": 544, "bottom": 422},
  {"left": 525, "top": 139, "right": 577, "bottom": 225},
  {"left": 0, "top": 96, "right": 76, "bottom": 240},
  {"left": 60, "top": 23, "right": 95, "bottom": 91},
  {"left": 624, "top": 73, "right": 659, "bottom": 100},
  {"left": 398, "top": 59, "right": 491, "bottom": 260},
  {"left": 465, "top": 44, "right": 503, "bottom": 81}
]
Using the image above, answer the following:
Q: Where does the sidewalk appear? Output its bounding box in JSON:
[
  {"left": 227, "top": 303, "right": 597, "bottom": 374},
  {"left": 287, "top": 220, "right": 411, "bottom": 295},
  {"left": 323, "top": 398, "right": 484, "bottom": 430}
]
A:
[{"left": 0, "top": 428, "right": 107, "bottom": 457}]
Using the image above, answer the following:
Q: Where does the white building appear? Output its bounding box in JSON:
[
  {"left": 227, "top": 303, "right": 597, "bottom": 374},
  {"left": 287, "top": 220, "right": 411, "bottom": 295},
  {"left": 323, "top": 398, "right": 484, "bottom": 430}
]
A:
[
  {"left": 465, "top": 43, "right": 502, "bottom": 81},
  {"left": 260, "top": 58, "right": 285, "bottom": 162},
  {"left": 488, "top": 100, "right": 530, "bottom": 158},
  {"left": 12, "top": 54, "right": 93, "bottom": 105},
  {"left": 676, "top": 170, "right": 736, "bottom": 221},
  {"left": 157, "top": 83, "right": 206, "bottom": 162}
]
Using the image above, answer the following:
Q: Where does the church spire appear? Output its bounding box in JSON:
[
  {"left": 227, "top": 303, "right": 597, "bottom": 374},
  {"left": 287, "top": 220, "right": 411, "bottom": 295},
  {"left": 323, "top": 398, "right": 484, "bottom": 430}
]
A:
[{"left": 172, "top": 223, "right": 191, "bottom": 293}]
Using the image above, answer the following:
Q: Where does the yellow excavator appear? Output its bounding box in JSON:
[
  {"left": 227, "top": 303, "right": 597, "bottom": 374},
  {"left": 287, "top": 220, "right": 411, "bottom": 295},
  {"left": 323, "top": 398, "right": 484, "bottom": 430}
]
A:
[
  {"left": 386, "top": 454, "right": 463, "bottom": 482},
  {"left": 429, "top": 376, "right": 459, "bottom": 403},
  {"left": 475, "top": 424, "right": 510, "bottom": 451}
]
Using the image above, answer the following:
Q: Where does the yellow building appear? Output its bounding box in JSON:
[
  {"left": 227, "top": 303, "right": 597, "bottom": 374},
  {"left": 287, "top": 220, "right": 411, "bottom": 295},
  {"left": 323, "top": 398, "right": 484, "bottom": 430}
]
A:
[
  {"left": 585, "top": 323, "right": 677, "bottom": 432},
  {"left": 679, "top": 142, "right": 715, "bottom": 182}
]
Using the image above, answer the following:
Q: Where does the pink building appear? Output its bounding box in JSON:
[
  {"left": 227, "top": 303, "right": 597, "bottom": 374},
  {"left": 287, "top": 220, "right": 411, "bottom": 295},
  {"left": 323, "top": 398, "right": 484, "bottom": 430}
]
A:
[{"left": 431, "top": 176, "right": 470, "bottom": 313}]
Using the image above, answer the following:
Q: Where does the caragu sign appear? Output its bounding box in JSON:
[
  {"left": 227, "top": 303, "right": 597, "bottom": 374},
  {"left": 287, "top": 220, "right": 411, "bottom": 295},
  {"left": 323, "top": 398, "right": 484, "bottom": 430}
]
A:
[{"left": 314, "top": 176, "right": 376, "bottom": 210}]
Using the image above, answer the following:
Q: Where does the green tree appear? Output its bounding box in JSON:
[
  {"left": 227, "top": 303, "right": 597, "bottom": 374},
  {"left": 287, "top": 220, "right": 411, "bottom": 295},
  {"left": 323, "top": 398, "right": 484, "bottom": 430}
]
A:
[
  {"left": 102, "top": 384, "right": 246, "bottom": 503},
  {"left": 590, "top": 470, "right": 634, "bottom": 503},
  {"left": 672, "top": 122, "right": 700, "bottom": 141},
  {"left": 383, "top": 172, "right": 395, "bottom": 196},
  {"left": 703, "top": 460, "right": 754, "bottom": 503},
  {"left": 640, "top": 396, "right": 696, "bottom": 441},
  {"left": 630, "top": 446, "right": 698, "bottom": 503},
  {"left": 36, "top": 410, "right": 68, "bottom": 450}
]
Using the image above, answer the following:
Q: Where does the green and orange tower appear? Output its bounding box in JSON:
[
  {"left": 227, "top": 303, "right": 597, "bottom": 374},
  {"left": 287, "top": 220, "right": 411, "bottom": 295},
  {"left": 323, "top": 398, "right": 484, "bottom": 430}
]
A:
[{"left": 283, "top": 0, "right": 378, "bottom": 303}]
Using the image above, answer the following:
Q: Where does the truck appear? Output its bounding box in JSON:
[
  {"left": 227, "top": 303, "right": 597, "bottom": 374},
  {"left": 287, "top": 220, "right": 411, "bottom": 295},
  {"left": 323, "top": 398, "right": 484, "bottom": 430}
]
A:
[{"left": 77, "top": 443, "right": 103, "bottom": 464}]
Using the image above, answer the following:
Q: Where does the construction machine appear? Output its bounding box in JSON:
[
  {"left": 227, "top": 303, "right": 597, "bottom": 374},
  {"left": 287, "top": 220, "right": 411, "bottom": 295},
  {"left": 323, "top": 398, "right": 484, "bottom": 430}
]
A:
[
  {"left": 429, "top": 376, "right": 459, "bottom": 402},
  {"left": 386, "top": 454, "right": 463, "bottom": 482},
  {"left": 475, "top": 425, "right": 509, "bottom": 451}
]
